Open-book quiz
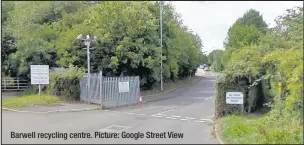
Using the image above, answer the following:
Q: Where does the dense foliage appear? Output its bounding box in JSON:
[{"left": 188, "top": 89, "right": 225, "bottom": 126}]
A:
[
  {"left": 207, "top": 49, "right": 225, "bottom": 72},
  {"left": 2, "top": 1, "right": 204, "bottom": 90},
  {"left": 216, "top": 6, "right": 303, "bottom": 143},
  {"left": 48, "top": 65, "right": 84, "bottom": 100},
  {"left": 224, "top": 6, "right": 303, "bottom": 114}
]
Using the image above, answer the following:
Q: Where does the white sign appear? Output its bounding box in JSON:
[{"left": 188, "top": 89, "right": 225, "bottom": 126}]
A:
[
  {"left": 226, "top": 92, "right": 244, "bottom": 104},
  {"left": 119, "top": 82, "right": 129, "bottom": 93},
  {"left": 31, "top": 65, "right": 49, "bottom": 84}
]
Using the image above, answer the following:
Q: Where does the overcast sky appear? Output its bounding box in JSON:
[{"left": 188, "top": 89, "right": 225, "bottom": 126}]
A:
[{"left": 169, "top": 1, "right": 303, "bottom": 54}]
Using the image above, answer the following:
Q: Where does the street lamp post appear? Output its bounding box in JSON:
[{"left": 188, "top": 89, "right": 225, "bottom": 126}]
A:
[
  {"left": 77, "top": 34, "right": 97, "bottom": 103},
  {"left": 160, "top": 1, "right": 164, "bottom": 91}
]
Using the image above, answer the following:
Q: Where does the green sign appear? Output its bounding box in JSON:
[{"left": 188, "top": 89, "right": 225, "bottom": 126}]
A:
[{"left": 130, "top": 81, "right": 135, "bottom": 87}]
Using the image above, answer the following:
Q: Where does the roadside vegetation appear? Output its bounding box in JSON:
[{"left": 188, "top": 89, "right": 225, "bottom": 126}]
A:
[
  {"left": 1, "top": 1, "right": 210, "bottom": 103},
  {"left": 2, "top": 1, "right": 208, "bottom": 91},
  {"left": 219, "top": 114, "right": 303, "bottom": 144},
  {"left": 213, "top": 6, "right": 303, "bottom": 144},
  {"left": 2, "top": 94, "right": 62, "bottom": 108}
]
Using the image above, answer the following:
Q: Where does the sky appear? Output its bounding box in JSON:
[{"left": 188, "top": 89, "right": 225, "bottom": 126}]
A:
[{"left": 169, "top": 1, "right": 303, "bottom": 54}]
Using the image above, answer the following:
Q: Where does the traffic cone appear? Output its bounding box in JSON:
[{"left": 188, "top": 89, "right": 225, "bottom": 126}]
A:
[{"left": 139, "top": 95, "right": 143, "bottom": 104}]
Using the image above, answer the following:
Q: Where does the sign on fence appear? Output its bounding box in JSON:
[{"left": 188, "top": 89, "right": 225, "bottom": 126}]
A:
[
  {"left": 119, "top": 82, "right": 129, "bottom": 93},
  {"left": 31, "top": 65, "right": 50, "bottom": 84},
  {"left": 226, "top": 92, "right": 244, "bottom": 104}
]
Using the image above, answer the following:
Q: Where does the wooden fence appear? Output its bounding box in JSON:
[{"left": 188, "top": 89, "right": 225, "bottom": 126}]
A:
[{"left": 1, "top": 77, "right": 29, "bottom": 91}]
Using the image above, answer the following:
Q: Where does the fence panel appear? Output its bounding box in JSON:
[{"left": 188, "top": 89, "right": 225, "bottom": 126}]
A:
[
  {"left": 80, "top": 73, "right": 140, "bottom": 109},
  {"left": 1, "top": 77, "right": 29, "bottom": 91}
]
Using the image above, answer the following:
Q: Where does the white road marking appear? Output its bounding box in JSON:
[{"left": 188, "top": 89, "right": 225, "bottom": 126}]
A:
[
  {"left": 150, "top": 113, "right": 167, "bottom": 117},
  {"left": 205, "top": 97, "right": 213, "bottom": 100},
  {"left": 151, "top": 115, "right": 163, "bottom": 118},
  {"left": 98, "top": 125, "right": 132, "bottom": 132},
  {"left": 171, "top": 115, "right": 182, "bottom": 118},
  {"left": 184, "top": 117, "right": 195, "bottom": 120},
  {"left": 157, "top": 109, "right": 174, "bottom": 114},
  {"left": 199, "top": 119, "right": 212, "bottom": 122},
  {"left": 166, "top": 117, "right": 177, "bottom": 119},
  {"left": 195, "top": 120, "right": 207, "bottom": 123},
  {"left": 155, "top": 113, "right": 166, "bottom": 116},
  {"left": 121, "top": 109, "right": 211, "bottom": 123}
]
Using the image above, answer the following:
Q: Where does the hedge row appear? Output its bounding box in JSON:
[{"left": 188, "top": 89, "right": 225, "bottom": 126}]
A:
[
  {"left": 50, "top": 76, "right": 81, "bottom": 101},
  {"left": 215, "top": 74, "right": 269, "bottom": 117},
  {"left": 47, "top": 65, "right": 84, "bottom": 101}
]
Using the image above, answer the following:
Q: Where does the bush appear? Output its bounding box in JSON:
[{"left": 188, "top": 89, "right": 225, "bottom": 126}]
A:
[
  {"left": 47, "top": 65, "right": 84, "bottom": 101},
  {"left": 215, "top": 73, "right": 267, "bottom": 117},
  {"left": 23, "top": 85, "right": 39, "bottom": 95},
  {"left": 215, "top": 74, "right": 246, "bottom": 117}
]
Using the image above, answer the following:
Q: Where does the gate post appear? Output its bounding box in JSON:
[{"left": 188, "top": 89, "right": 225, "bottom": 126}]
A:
[{"left": 99, "top": 71, "right": 103, "bottom": 108}]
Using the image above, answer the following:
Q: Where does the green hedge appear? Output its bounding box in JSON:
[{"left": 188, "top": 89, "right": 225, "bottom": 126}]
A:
[
  {"left": 51, "top": 76, "right": 81, "bottom": 101},
  {"left": 47, "top": 65, "right": 84, "bottom": 101},
  {"left": 215, "top": 74, "right": 246, "bottom": 117},
  {"left": 215, "top": 73, "right": 268, "bottom": 117},
  {"left": 23, "top": 85, "right": 39, "bottom": 95}
]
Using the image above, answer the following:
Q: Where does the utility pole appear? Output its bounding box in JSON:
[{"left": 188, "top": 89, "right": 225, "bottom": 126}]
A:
[
  {"left": 160, "top": 1, "right": 164, "bottom": 91},
  {"left": 77, "top": 34, "right": 97, "bottom": 103}
]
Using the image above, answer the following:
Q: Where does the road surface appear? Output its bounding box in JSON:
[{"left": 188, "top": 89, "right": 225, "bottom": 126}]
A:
[{"left": 2, "top": 71, "right": 218, "bottom": 144}]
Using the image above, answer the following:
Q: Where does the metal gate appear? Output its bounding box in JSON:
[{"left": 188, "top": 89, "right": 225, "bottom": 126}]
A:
[{"left": 80, "top": 72, "right": 140, "bottom": 109}]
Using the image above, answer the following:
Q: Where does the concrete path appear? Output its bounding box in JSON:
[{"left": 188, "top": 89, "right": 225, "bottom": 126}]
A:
[{"left": 2, "top": 73, "right": 218, "bottom": 144}]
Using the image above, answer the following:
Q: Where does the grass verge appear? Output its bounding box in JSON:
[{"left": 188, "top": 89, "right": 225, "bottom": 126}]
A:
[
  {"left": 2, "top": 94, "right": 62, "bottom": 108},
  {"left": 141, "top": 76, "right": 201, "bottom": 96},
  {"left": 218, "top": 114, "right": 303, "bottom": 144}
]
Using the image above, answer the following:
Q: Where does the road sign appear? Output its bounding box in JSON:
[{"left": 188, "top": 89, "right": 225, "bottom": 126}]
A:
[
  {"left": 119, "top": 82, "right": 129, "bottom": 93},
  {"left": 30, "top": 65, "right": 49, "bottom": 84},
  {"left": 226, "top": 92, "right": 244, "bottom": 104}
]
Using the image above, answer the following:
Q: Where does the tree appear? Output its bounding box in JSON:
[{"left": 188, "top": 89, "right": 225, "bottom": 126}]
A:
[
  {"left": 2, "top": 1, "right": 17, "bottom": 76},
  {"left": 5, "top": 1, "right": 87, "bottom": 78},
  {"left": 208, "top": 50, "right": 225, "bottom": 72},
  {"left": 224, "top": 9, "right": 268, "bottom": 54},
  {"left": 224, "top": 5, "right": 303, "bottom": 118},
  {"left": 238, "top": 9, "right": 268, "bottom": 33},
  {"left": 260, "top": 6, "right": 303, "bottom": 113},
  {"left": 198, "top": 52, "right": 208, "bottom": 65},
  {"left": 3, "top": 1, "right": 204, "bottom": 89}
]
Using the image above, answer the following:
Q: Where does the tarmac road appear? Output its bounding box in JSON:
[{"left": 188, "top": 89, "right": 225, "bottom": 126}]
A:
[{"left": 2, "top": 71, "right": 218, "bottom": 144}]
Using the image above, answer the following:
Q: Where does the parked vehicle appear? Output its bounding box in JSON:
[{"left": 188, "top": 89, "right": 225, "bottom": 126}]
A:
[
  {"left": 199, "top": 64, "right": 209, "bottom": 69},
  {"left": 204, "top": 66, "right": 210, "bottom": 71}
]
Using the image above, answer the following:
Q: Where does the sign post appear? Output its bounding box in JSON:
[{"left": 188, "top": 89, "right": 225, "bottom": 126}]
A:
[
  {"left": 226, "top": 92, "right": 244, "bottom": 113},
  {"left": 30, "top": 65, "right": 49, "bottom": 98}
]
